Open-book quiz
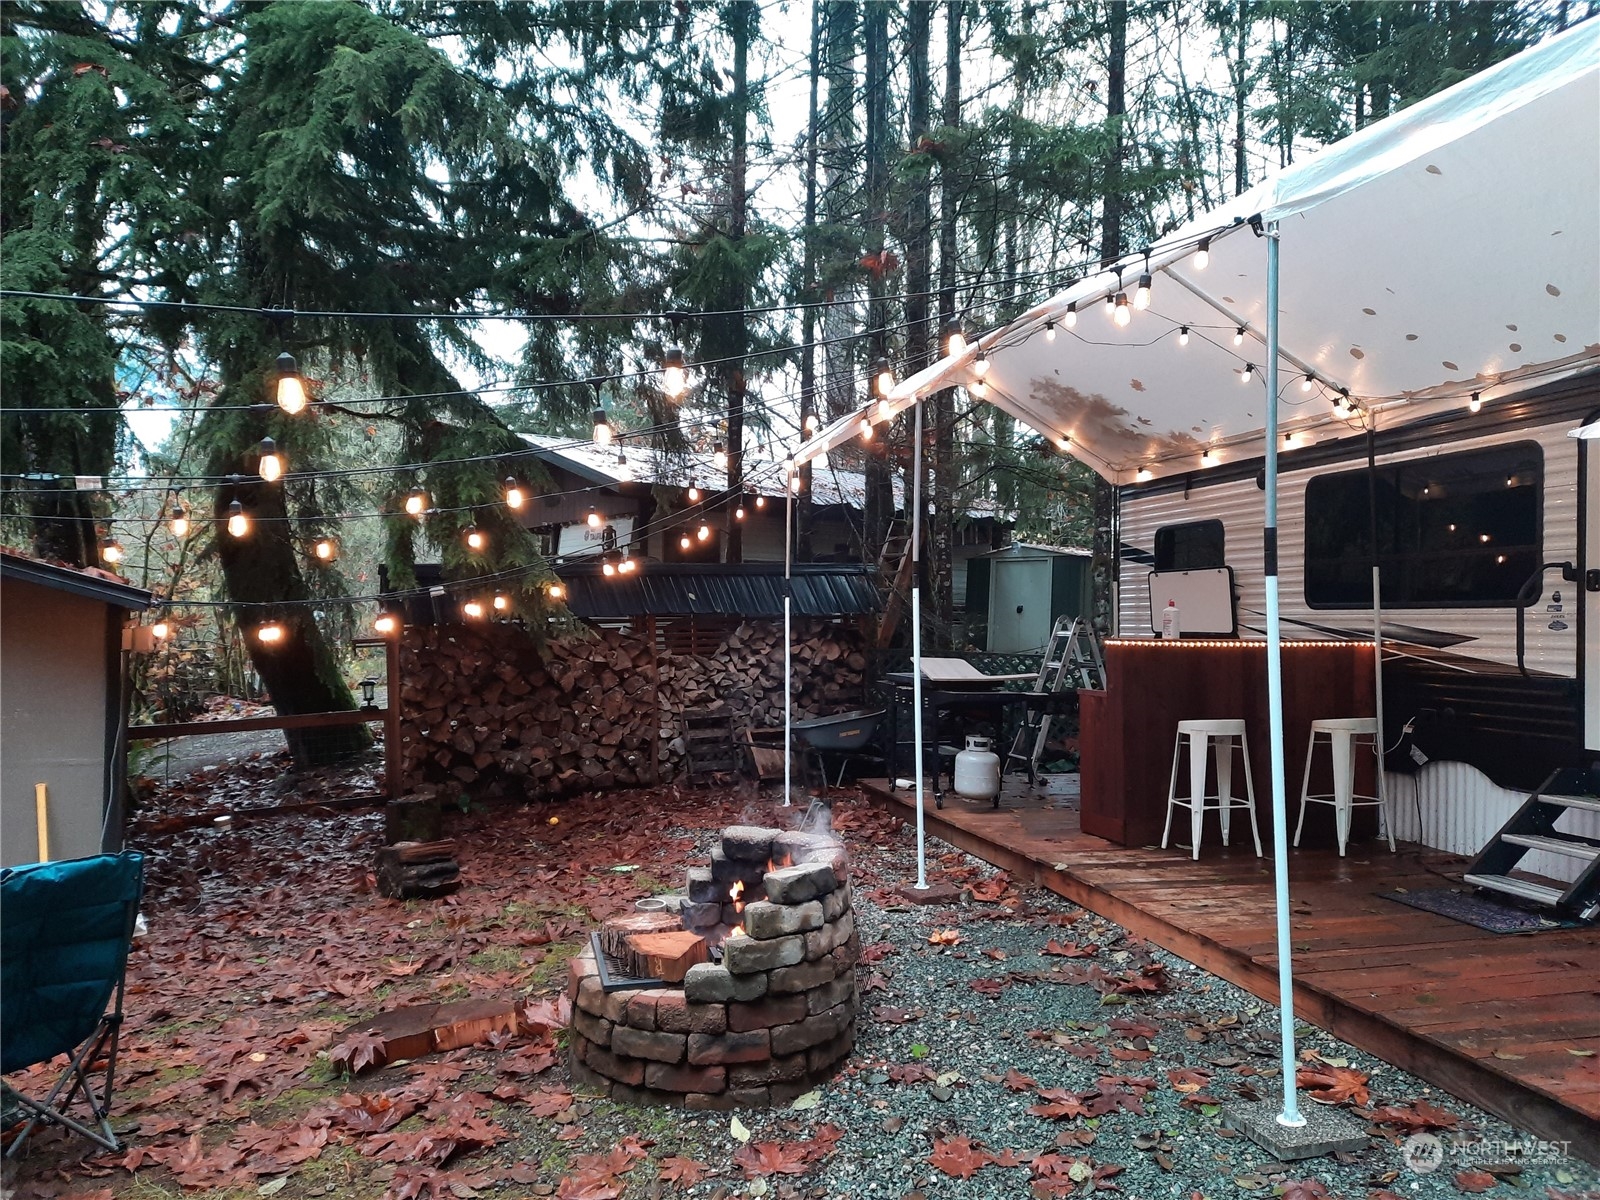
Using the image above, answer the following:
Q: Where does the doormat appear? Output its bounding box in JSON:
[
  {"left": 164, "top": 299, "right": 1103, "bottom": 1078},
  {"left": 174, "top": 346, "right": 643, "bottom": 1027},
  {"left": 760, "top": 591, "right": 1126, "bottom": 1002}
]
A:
[{"left": 1379, "top": 886, "right": 1588, "bottom": 934}]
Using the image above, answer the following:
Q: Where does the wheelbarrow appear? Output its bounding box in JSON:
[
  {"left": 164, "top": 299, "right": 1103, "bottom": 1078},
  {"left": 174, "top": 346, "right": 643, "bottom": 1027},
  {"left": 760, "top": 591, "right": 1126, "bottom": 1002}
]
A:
[{"left": 793, "top": 708, "right": 885, "bottom": 788}]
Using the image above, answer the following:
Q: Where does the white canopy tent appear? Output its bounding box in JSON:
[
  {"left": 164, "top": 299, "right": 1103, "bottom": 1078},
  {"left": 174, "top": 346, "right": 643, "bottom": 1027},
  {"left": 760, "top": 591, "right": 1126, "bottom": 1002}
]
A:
[{"left": 786, "top": 19, "right": 1600, "bottom": 1136}]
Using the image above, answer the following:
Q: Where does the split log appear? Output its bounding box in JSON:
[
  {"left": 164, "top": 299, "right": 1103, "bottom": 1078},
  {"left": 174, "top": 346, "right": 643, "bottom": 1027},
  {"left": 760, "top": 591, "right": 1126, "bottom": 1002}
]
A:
[
  {"left": 623, "top": 930, "right": 708, "bottom": 983},
  {"left": 375, "top": 839, "right": 460, "bottom": 900},
  {"left": 598, "top": 911, "right": 682, "bottom": 963}
]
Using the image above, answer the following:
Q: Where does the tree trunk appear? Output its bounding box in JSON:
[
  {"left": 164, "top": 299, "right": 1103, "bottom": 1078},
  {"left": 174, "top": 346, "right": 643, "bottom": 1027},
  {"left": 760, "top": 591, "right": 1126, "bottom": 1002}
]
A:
[
  {"left": 930, "top": 0, "right": 960, "bottom": 650},
  {"left": 1233, "top": 0, "right": 1250, "bottom": 196},
  {"left": 724, "top": 0, "right": 752, "bottom": 564},
  {"left": 798, "top": 0, "right": 823, "bottom": 564},
  {"left": 1100, "top": 0, "right": 1127, "bottom": 266},
  {"left": 861, "top": 0, "right": 893, "bottom": 562},
  {"left": 904, "top": 1, "right": 934, "bottom": 642}
]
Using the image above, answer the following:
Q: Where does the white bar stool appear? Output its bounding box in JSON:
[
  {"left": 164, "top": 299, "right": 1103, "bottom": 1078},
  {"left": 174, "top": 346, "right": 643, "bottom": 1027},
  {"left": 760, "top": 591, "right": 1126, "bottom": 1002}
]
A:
[
  {"left": 1294, "top": 717, "right": 1394, "bottom": 856},
  {"left": 1162, "top": 719, "right": 1263, "bottom": 860}
]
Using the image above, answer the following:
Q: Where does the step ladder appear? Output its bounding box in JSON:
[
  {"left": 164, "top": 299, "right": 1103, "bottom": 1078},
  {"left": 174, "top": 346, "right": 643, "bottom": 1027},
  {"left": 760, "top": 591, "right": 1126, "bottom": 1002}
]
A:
[
  {"left": 873, "top": 520, "right": 916, "bottom": 649},
  {"left": 1003, "top": 617, "right": 1105, "bottom": 784},
  {"left": 1461, "top": 766, "right": 1600, "bottom": 921}
]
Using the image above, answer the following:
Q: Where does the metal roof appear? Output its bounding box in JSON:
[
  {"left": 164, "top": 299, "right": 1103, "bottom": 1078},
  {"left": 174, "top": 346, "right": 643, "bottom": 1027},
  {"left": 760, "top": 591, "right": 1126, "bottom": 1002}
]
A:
[
  {"left": 554, "top": 562, "right": 882, "bottom": 619},
  {"left": 1, "top": 551, "right": 154, "bottom": 610}
]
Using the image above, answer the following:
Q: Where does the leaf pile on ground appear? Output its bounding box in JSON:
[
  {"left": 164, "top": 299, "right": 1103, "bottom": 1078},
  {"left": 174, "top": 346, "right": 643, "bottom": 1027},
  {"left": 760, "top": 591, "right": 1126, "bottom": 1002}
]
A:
[{"left": 3, "top": 773, "right": 1596, "bottom": 1200}]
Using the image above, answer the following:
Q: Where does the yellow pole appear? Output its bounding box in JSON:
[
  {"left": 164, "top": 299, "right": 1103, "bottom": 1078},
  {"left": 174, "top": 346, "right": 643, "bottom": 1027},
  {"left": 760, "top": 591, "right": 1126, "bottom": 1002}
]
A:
[{"left": 34, "top": 782, "right": 50, "bottom": 862}]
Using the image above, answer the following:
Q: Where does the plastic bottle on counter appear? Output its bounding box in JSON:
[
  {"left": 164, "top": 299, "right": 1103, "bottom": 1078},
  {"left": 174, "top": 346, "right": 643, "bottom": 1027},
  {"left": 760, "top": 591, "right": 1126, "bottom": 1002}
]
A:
[{"left": 1160, "top": 599, "right": 1181, "bottom": 640}]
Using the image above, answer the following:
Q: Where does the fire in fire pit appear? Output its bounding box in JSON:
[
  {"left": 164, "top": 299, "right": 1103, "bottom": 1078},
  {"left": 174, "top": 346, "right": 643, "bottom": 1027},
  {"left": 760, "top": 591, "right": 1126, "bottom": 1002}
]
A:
[{"left": 567, "top": 823, "right": 858, "bottom": 1108}]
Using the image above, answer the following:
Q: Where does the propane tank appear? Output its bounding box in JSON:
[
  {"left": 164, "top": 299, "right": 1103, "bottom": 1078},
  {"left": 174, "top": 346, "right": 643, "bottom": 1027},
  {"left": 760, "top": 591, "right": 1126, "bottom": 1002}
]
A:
[{"left": 953, "top": 735, "right": 1001, "bottom": 801}]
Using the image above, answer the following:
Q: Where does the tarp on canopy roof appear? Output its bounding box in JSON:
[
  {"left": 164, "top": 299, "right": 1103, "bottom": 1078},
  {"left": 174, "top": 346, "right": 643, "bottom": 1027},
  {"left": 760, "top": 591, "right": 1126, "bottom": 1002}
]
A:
[{"left": 793, "top": 20, "right": 1600, "bottom": 483}]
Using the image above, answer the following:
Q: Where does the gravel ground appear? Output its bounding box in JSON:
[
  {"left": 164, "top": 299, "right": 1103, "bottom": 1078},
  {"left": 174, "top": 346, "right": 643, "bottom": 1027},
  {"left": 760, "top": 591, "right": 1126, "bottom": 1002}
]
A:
[{"left": 586, "top": 811, "right": 1600, "bottom": 1200}]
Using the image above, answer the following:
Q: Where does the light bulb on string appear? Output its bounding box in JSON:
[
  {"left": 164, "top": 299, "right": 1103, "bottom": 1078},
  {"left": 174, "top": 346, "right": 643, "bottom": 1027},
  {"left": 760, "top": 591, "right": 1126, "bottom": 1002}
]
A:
[
  {"left": 374, "top": 611, "right": 399, "bottom": 635},
  {"left": 1044, "top": 320, "right": 1056, "bottom": 343},
  {"left": 493, "top": 593, "right": 510, "bottom": 612},
  {"left": 1135, "top": 467, "right": 1154, "bottom": 483},
  {"left": 1055, "top": 435, "right": 1071, "bottom": 451},
  {"left": 1104, "top": 292, "right": 1116, "bottom": 319},
  {"left": 227, "top": 500, "right": 250, "bottom": 538},
  {"left": 168, "top": 502, "right": 190, "bottom": 538},
  {"left": 872, "top": 356, "right": 894, "bottom": 396},
  {"left": 464, "top": 525, "right": 486, "bottom": 552},
  {"left": 1063, "top": 302, "right": 1077, "bottom": 328},
  {"left": 876, "top": 396, "right": 892, "bottom": 422},
  {"left": 661, "top": 345, "right": 688, "bottom": 398},
  {"left": 257, "top": 436, "right": 283, "bottom": 482},
  {"left": 735, "top": 501, "right": 746, "bottom": 520},
  {"left": 504, "top": 478, "right": 524, "bottom": 509},
  {"left": 679, "top": 533, "right": 692, "bottom": 551},
  {"left": 972, "top": 352, "right": 989, "bottom": 378},
  {"left": 404, "top": 489, "right": 428, "bottom": 517},
  {"left": 1468, "top": 391, "right": 1483, "bottom": 414},
  {"left": 1178, "top": 326, "right": 1189, "bottom": 346},
  {"left": 620, "top": 551, "right": 636, "bottom": 574},
  {"left": 1113, "top": 294, "right": 1131, "bottom": 327},
  {"left": 1241, "top": 362, "right": 1254, "bottom": 384},
  {"left": 1302, "top": 374, "right": 1315, "bottom": 393},
  {"left": 312, "top": 536, "right": 337, "bottom": 562},
  {"left": 1133, "top": 271, "right": 1152, "bottom": 310},
  {"left": 1194, "top": 237, "right": 1210, "bottom": 270},
  {"left": 546, "top": 583, "right": 566, "bottom": 602},
  {"left": 586, "top": 509, "right": 603, "bottom": 529},
  {"left": 602, "top": 554, "right": 617, "bottom": 577},
  {"left": 754, "top": 493, "right": 766, "bottom": 509},
  {"left": 969, "top": 377, "right": 988, "bottom": 398},
  {"left": 697, "top": 523, "right": 711, "bottom": 543},
  {"left": 256, "top": 622, "right": 284, "bottom": 645},
  {"left": 100, "top": 537, "right": 124, "bottom": 565},
  {"left": 803, "top": 413, "right": 818, "bottom": 434},
  {"left": 274, "top": 352, "right": 307, "bottom": 415},
  {"left": 859, "top": 416, "right": 873, "bottom": 441},
  {"left": 615, "top": 450, "right": 632, "bottom": 481},
  {"left": 1233, "top": 326, "right": 1245, "bottom": 346},
  {"left": 591, "top": 406, "right": 612, "bottom": 448},
  {"left": 150, "top": 620, "right": 170, "bottom": 641},
  {"left": 462, "top": 598, "right": 485, "bottom": 620},
  {"left": 713, "top": 441, "right": 727, "bottom": 471},
  {"left": 942, "top": 318, "right": 966, "bottom": 357},
  {"left": 687, "top": 478, "right": 702, "bottom": 503},
  {"left": 1201, "top": 448, "right": 1215, "bottom": 466}
]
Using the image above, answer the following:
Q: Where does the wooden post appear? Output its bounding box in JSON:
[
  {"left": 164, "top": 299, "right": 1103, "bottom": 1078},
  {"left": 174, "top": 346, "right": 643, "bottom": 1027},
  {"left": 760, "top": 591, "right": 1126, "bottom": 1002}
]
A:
[
  {"left": 34, "top": 783, "right": 49, "bottom": 862},
  {"left": 385, "top": 627, "right": 402, "bottom": 799}
]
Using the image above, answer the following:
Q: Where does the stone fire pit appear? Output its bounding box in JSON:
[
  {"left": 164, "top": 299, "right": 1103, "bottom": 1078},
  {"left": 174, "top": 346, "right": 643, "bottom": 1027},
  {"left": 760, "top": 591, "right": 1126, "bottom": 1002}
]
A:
[{"left": 567, "top": 825, "right": 860, "bottom": 1108}]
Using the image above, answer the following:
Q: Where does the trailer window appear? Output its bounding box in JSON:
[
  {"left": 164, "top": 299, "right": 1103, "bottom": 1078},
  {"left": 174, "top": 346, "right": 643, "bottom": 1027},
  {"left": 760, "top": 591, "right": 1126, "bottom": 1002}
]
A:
[
  {"left": 1154, "top": 520, "right": 1225, "bottom": 571},
  {"left": 1304, "top": 442, "right": 1542, "bottom": 607}
]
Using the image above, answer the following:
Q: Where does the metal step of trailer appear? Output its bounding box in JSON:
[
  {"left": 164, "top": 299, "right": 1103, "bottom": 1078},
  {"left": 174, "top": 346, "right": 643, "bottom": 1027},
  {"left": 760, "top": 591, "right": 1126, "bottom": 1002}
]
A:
[
  {"left": 1500, "top": 833, "right": 1600, "bottom": 861},
  {"left": 1544, "top": 793, "right": 1600, "bottom": 813},
  {"left": 1461, "top": 873, "right": 1566, "bottom": 907}
]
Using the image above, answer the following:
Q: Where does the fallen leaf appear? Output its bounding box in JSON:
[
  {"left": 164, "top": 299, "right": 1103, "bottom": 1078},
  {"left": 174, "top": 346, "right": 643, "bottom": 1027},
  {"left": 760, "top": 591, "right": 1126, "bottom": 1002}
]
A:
[
  {"left": 1001, "top": 1068, "right": 1038, "bottom": 1091},
  {"left": 656, "top": 1156, "right": 709, "bottom": 1187},
  {"left": 1455, "top": 1170, "right": 1498, "bottom": 1194},
  {"left": 1296, "top": 1064, "right": 1370, "bottom": 1107},
  {"left": 927, "top": 929, "right": 962, "bottom": 946},
  {"left": 730, "top": 1115, "right": 751, "bottom": 1143},
  {"left": 734, "top": 1141, "right": 810, "bottom": 1178},
  {"left": 929, "top": 1135, "right": 993, "bottom": 1179}
]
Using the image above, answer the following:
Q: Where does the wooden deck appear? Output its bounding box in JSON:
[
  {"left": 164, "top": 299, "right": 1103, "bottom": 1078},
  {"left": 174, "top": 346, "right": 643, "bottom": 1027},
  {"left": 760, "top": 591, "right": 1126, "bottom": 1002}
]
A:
[{"left": 860, "top": 777, "right": 1600, "bottom": 1158}]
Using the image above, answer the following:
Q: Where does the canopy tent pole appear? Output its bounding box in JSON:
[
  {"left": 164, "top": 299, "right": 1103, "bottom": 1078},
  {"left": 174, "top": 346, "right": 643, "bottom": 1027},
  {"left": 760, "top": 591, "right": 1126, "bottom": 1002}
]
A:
[
  {"left": 1366, "top": 427, "right": 1388, "bottom": 840},
  {"left": 1263, "top": 221, "right": 1303, "bottom": 1128},
  {"left": 910, "top": 398, "right": 929, "bottom": 889},
  {"left": 784, "top": 472, "right": 794, "bottom": 807}
]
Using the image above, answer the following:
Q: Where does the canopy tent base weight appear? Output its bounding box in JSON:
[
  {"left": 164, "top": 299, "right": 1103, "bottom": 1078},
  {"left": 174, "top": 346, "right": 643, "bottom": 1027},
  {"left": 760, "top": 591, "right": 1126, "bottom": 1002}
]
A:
[
  {"left": 898, "top": 881, "right": 962, "bottom": 905},
  {"left": 1221, "top": 1099, "right": 1367, "bottom": 1161}
]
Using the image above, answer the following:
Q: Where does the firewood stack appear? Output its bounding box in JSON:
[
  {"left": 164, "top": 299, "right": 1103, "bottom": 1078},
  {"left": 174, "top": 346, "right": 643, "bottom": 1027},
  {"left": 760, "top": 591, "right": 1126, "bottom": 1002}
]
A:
[
  {"left": 375, "top": 839, "right": 461, "bottom": 900},
  {"left": 397, "top": 618, "right": 868, "bottom": 798}
]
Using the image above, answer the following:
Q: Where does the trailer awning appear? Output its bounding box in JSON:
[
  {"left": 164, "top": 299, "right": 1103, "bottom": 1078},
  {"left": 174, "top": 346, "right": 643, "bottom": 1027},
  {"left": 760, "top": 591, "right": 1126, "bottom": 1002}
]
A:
[{"left": 795, "top": 21, "right": 1600, "bottom": 485}]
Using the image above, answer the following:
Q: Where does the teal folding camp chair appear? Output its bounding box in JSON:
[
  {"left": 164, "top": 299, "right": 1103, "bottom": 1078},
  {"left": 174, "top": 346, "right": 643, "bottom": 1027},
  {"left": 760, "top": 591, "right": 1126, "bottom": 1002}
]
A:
[{"left": 2, "top": 851, "right": 144, "bottom": 1156}]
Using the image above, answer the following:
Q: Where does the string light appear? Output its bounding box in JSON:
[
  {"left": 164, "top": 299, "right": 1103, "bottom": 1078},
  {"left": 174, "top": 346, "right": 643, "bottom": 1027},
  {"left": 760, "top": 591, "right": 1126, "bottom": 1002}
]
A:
[
  {"left": 1104, "top": 291, "right": 1116, "bottom": 319},
  {"left": 619, "top": 551, "right": 636, "bottom": 574},
  {"left": 1178, "top": 326, "right": 1189, "bottom": 346},
  {"left": 859, "top": 416, "right": 873, "bottom": 441},
  {"left": 803, "top": 413, "right": 818, "bottom": 434},
  {"left": 374, "top": 611, "right": 399, "bottom": 635},
  {"left": 462, "top": 599, "right": 485, "bottom": 620},
  {"left": 312, "top": 536, "right": 337, "bottom": 562},
  {"left": 100, "top": 537, "right": 124, "bottom": 565},
  {"left": 679, "top": 533, "right": 692, "bottom": 551},
  {"left": 1194, "top": 238, "right": 1210, "bottom": 270},
  {"left": 1113, "top": 294, "right": 1131, "bottom": 327},
  {"left": 150, "top": 620, "right": 170, "bottom": 640},
  {"left": 1241, "top": 362, "right": 1254, "bottom": 383},
  {"left": 942, "top": 318, "right": 966, "bottom": 356},
  {"left": 504, "top": 478, "right": 524, "bottom": 509},
  {"left": 586, "top": 509, "right": 603, "bottom": 529},
  {"left": 257, "top": 437, "right": 283, "bottom": 482},
  {"left": 1044, "top": 319, "right": 1056, "bottom": 342},
  {"left": 972, "top": 351, "right": 989, "bottom": 378},
  {"left": 1201, "top": 448, "right": 1215, "bottom": 466},
  {"left": 1302, "top": 373, "right": 1315, "bottom": 393},
  {"left": 404, "top": 489, "right": 428, "bottom": 517},
  {"left": 697, "top": 522, "right": 711, "bottom": 542},
  {"left": 754, "top": 493, "right": 766, "bottom": 509},
  {"left": 873, "top": 356, "right": 895, "bottom": 396},
  {"left": 615, "top": 450, "right": 632, "bottom": 481},
  {"left": 274, "top": 352, "right": 307, "bottom": 415},
  {"left": 493, "top": 593, "right": 510, "bottom": 612},
  {"left": 876, "top": 396, "right": 892, "bottom": 422},
  {"left": 713, "top": 441, "right": 727, "bottom": 471},
  {"left": 735, "top": 501, "right": 746, "bottom": 520},
  {"left": 661, "top": 345, "right": 688, "bottom": 398},
  {"left": 602, "top": 553, "right": 617, "bottom": 577},
  {"left": 1055, "top": 435, "right": 1071, "bottom": 451},
  {"left": 1233, "top": 326, "right": 1245, "bottom": 346},
  {"left": 1133, "top": 265, "right": 1152, "bottom": 309},
  {"left": 227, "top": 500, "right": 250, "bottom": 538},
  {"left": 1135, "top": 467, "right": 1154, "bottom": 482},
  {"left": 546, "top": 583, "right": 565, "bottom": 601},
  {"left": 1469, "top": 391, "right": 1483, "bottom": 413},
  {"left": 168, "top": 501, "right": 190, "bottom": 538},
  {"left": 1333, "top": 389, "right": 1354, "bottom": 418},
  {"left": 591, "top": 406, "right": 612, "bottom": 448},
  {"left": 687, "top": 478, "right": 702, "bottom": 502},
  {"left": 1063, "top": 302, "right": 1077, "bottom": 328},
  {"left": 969, "top": 378, "right": 987, "bottom": 398},
  {"left": 464, "top": 525, "right": 486, "bottom": 552},
  {"left": 256, "top": 622, "right": 284, "bottom": 644}
]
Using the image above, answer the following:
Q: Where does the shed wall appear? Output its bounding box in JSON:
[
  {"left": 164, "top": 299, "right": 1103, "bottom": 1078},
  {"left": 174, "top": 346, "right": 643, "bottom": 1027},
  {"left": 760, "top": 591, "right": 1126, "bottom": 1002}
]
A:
[{"left": 1, "top": 577, "right": 115, "bottom": 866}]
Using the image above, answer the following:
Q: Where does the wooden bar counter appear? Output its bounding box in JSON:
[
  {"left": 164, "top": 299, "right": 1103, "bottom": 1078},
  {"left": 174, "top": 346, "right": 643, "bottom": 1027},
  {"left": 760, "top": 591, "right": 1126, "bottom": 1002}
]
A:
[{"left": 1080, "top": 639, "right": 1377, "bottom": 850}]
